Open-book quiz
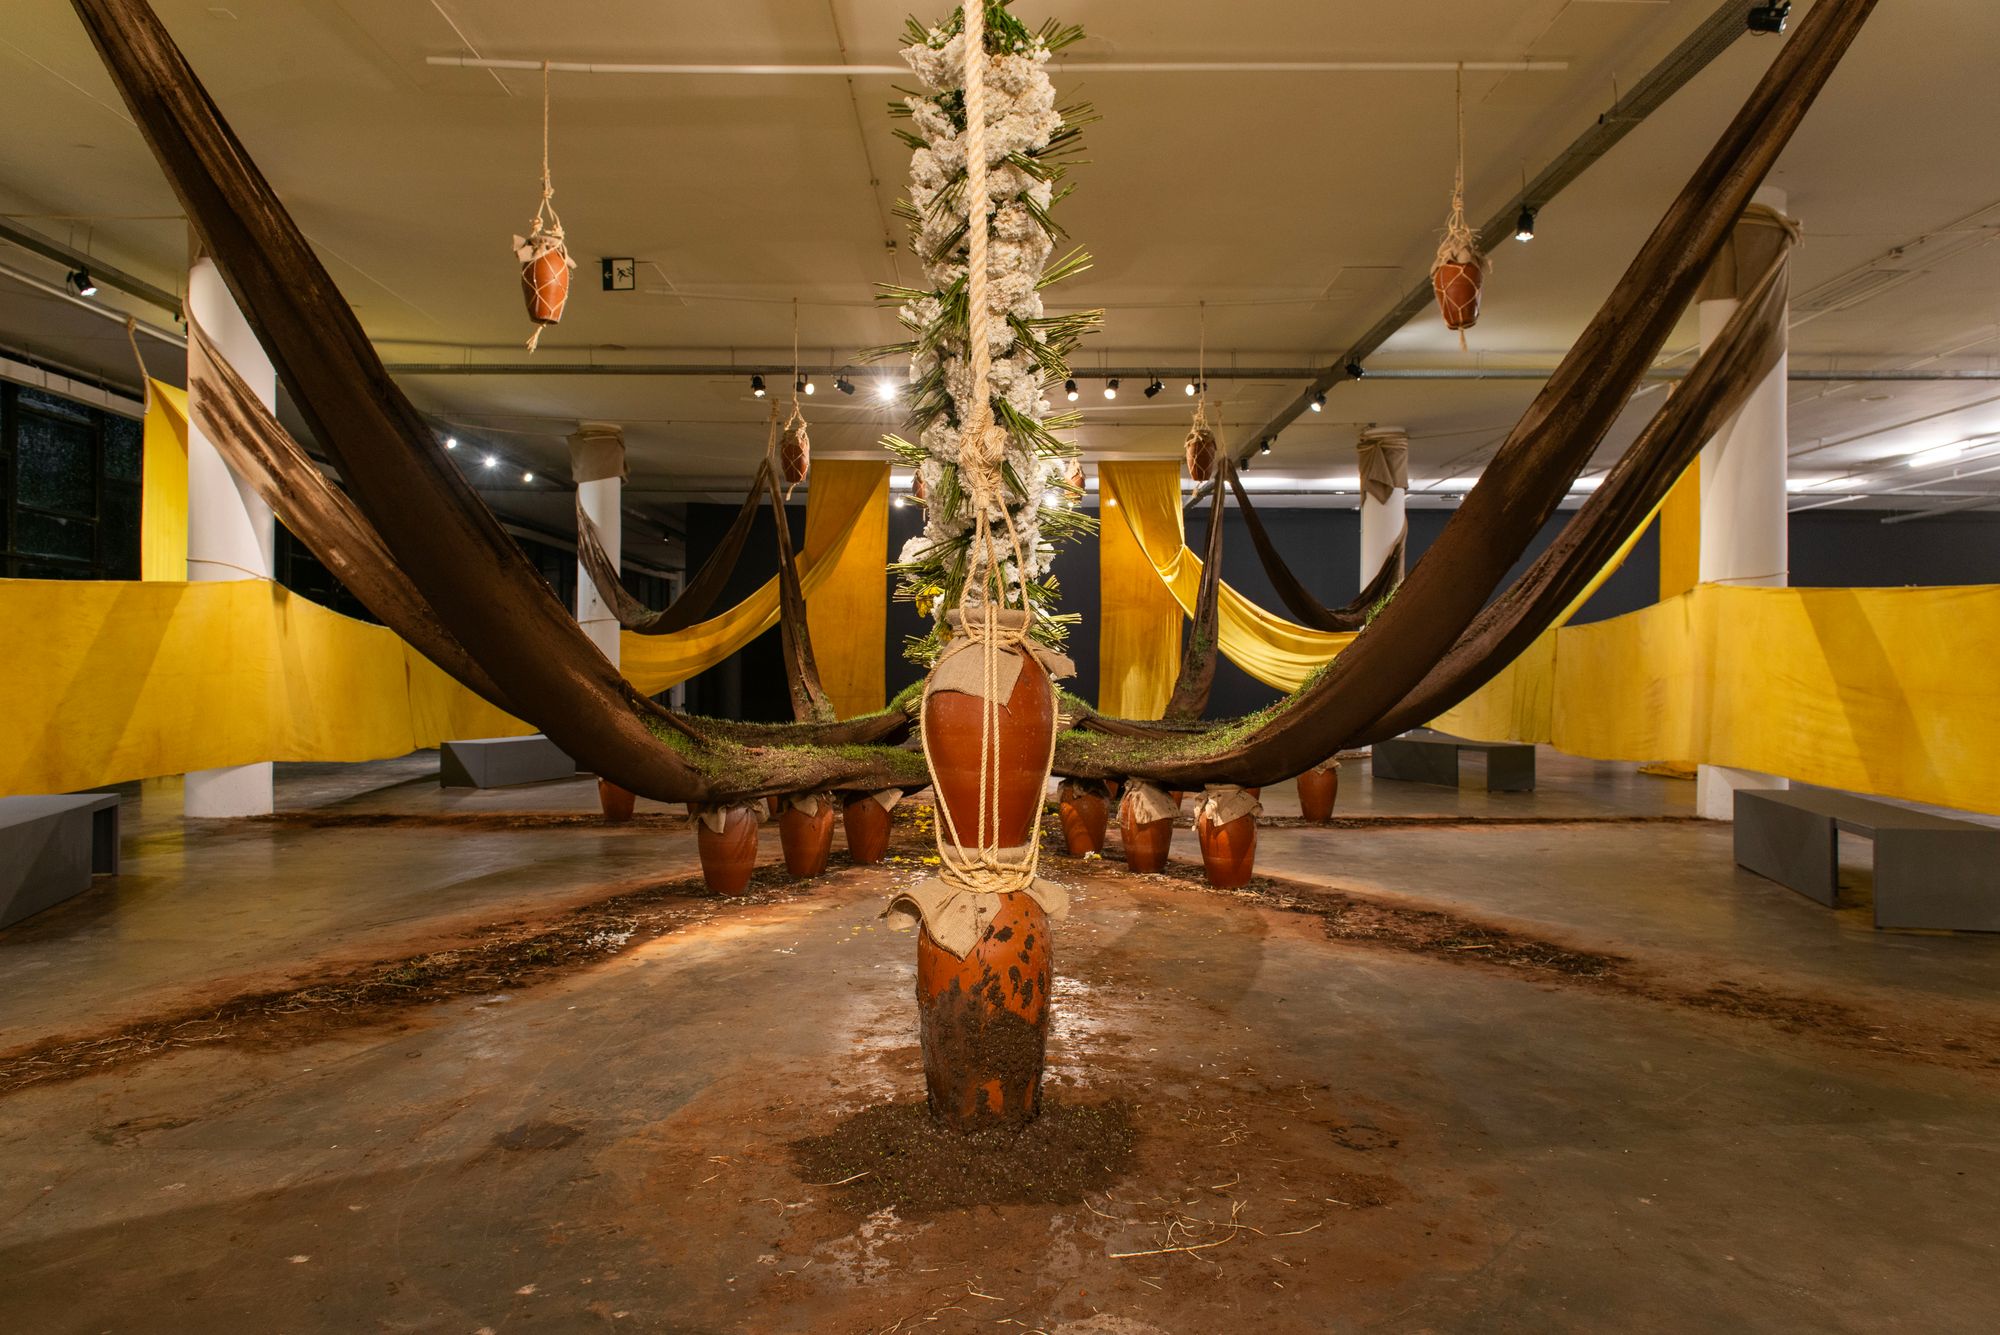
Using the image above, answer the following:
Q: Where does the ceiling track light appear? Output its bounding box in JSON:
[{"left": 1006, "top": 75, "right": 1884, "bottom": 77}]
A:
[
  {"left": 1144, "top": 377, "right": 1164, "bottom": 399},
  {"left": 1747, "top": 1, "right": 1789, "bottom": 34},
  {"left": 1310, "top": 391, "right": 1327, "bottom": 413},
  {"left": 797, "top": 375, "right": 814, "bottom": 395},
  {"left": 1514, "top": 205, "right": 1537, "bottom": 242},
  {"left": 750, "top": 374, "right": 767, "bottom": 398},
  {"left": 444, "top": 436, "right": 459, "bottom": 450},
  {"left": 66, "top": 267, "right": 98, "bottom": 298},
  {"left": 1065, "top": 378, "right": 1079, "bottom": 401},
  {"left": 1259, "top": 438, "right": 1273, "bottom": 455},
  {"left": 1183, "top": 379, "right": 1198, "bottom": 396},
  {"left": 875, "top": 378, "right": 899, "bottom": 402},
  {"left": 1344, "top": 361, "right": 1367, "bottom": 380},
  {"left": 482, "top": 454, "right": 499, "bottom": 469},
  {"left": 835, "top": 374, "right": 855, "bottom": 395},
  {"left": 1103, "top": 377, "right": 1120, "bottom": 400},
  {"left": 522, "top": 470, "right": 535, "bottom": 483}
]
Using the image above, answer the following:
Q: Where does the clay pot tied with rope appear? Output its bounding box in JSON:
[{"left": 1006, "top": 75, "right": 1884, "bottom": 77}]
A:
[
  {"left": 1430, "top": 65, "right": 1487, "bottom": 345},
  {"left": 512, "top": 63, "right": 576, "bottom": 352}
]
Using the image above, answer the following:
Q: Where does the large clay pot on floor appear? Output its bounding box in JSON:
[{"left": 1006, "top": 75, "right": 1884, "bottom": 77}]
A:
[
  {"left": 1057, "top": 778, "right": 1111, "bottom": 856},
  {"left": 918, "top": 609, "right": 1058, "bottom": 1131},
  {"left": 778, "top": 794, "right": 836, "bottom": 878},
  {"left": 842, "top": 793, "right": 894, "bottom": 865},
  {"left": 1119, "top": 783, "right": 1178, "bottom": 874},
  {"left": 597, "top": 779, "right": 635, "bottom": 824},
  {"left": 1432, "top": 258, "right": 1484, "bottom": 333},
  {"left": 693, "top": 804, "right": 760, "bottom": 895},
  {"left": 1297, "top": 761, "right": 1339, "bottom": 823},
  {"left": 917, "top": 891, "right": 1050, "bottom": 1129},
  {"left": 1194, "top": 787, "right": 1262, "bottom": 888}
]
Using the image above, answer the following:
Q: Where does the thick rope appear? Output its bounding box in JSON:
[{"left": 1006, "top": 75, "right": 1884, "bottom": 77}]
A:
[
  {"left": 919, "top": 0, "right": 1056, "bottom": 900},
  {"left": 1434, "top": 64, "right": 1480, "bottom": 353},
  {"left": 522, "top": 61, "right": 567, "bottom": 353}
]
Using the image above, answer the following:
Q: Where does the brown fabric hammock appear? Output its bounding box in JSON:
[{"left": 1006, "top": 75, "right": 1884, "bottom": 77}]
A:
[
  {"left": 577, "top": 460, "right": 773, "bottom": 635},
  {"left": 1227, "top": 467, "right": 1404, "bottom": 632},
  {"left": 1051, "top": 0, "right": 1878, "bottom": 787},
  {"left": 73, "top": 0, "right": 921, "bottom": 802},
  {"left": 1163, "top": 455, "right": 1230, "bottom": 721},
  {"left": 764, "top": 462, "right": 837, "bottom": 723}
]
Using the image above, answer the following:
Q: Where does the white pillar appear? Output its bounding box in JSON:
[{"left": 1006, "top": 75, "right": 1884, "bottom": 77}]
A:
[
  {"left": 1357, "top": 428, "right": 1409, "bottom": 588},
  {"left": 569, "top": 422, "right": 626, "bottom": 666},
  {"left": 1696, "top": 186, "right": 1792, "bottom": 820},
  {"left": 184, "top": 256, "right": 276, "bottom": 818}
]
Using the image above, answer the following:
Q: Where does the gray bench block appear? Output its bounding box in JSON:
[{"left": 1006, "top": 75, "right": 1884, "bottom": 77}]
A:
[
  {"left": 439, "top": 735, "right": 578, "bottom": 789},
  {"left": 1734, "top": 787, "right": 2000, "bottom": 931},
  {"left": 1, "top": 793, "right": 121, "bottom": 929},
  {"left": 1373, "top": 731, "right": 1537, "bottom": 792}
]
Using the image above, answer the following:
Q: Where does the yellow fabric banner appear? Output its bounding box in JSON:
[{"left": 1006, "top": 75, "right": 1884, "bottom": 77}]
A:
[
  {"left": 1096, "top": 464, "right": 1182, "bottom": 718},
  {"left": 619, "top": 460, "right": 889, "bottom": 699},
  {"left": 0, "top": 578, "right": 525, "bottom": 797},
  {"left": 805, "top": 463, "right": 889, "bottom": 717},
  {"left": 1657, "top": 463, "right": 1701, "bottom": 601},
  {"left": 141, "top": 379, "right": 189, "bottom": 581},
  {"left": 1098, "top": 461, "right": 1356, "bottom": 693}
]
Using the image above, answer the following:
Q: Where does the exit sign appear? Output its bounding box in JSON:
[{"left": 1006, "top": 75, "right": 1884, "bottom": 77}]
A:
[{"left": 601, "top": 258, "right": 636, "bottom": 291}]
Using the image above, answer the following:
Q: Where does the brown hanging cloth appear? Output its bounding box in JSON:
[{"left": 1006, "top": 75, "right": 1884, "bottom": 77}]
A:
[
  {"left": 1225, "top": 467, "right": 1403, "bottom": 632},
  {"left": 763, "top": 412, "right": 836, "bottom": 723},
  {"left": 577, "top": 459, "right": 775, "bottom": 635},
  {"left": 1163, "top": 454, "right": 1231, "bottom": 721}
]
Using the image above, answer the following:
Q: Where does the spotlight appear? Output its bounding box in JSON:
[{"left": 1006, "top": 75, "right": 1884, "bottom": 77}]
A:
[
  {"left": 798, "top": 375, "right": 814, "bottom": 396},
  {"left": 835, "top": 374, "right": 855, "bottom": 395},
  {"left": 1747, "top": 1, "right": 1788, "bottom": 34},
  {"left": 482, "top": 454, "right": 499, "bottom": 469},
  {"left": 751, "top": 374, "right": 767, "bottom": 398},
  {"left": 522, "top": 471, "right": 535, "bottom": 483},
  {"left": 1184, "top": 379, "right": 1197, "bottom": 397},
  {"left": 1144, "top": 377, "right": 1164, "bottom": 399},
  {"left": 1103, "top": 378, "right": 1120, "bottom": 400},
  {"left": 1514, "top": 206, "right": 1537, "bottom": 242},
  {"left": 445, "top": 436, "right": 459, "bottom": 450},
  {"left": 1344, "top": 361, "right": 1366, "bottom": 379},
  {"left": 876, "top": 378, "right": 899, "bottom": 402},
  {"left": 1065, "top": 378, "right": 1079, "bottom": 401},
  {"left": 1310, "top": 391, "right": 1327, "bottom": 413},
  {"left": 1259, "top": 438, "right": 1273, "bottom": 455},
  {"left": 66, "top": 267, "right": 97, "bottom": 297},
  {"left": 893, "top": 495, "right": 906, "bottom": 508}
]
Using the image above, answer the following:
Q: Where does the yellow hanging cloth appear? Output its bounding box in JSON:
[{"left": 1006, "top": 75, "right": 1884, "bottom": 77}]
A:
[
  {"left": 804, "top": 463, "right": 889, "bottom": 717},
  {"left": 140, "top": 378, "right": 190, "bottom": 581},
  {"left": 618, "top": 460, "right": 888, "bottom": 698}
]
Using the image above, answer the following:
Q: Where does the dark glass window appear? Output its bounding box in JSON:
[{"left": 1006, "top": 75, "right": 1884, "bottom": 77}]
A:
[{"left": 2, "top": 381, "right": 143, "bottom": 580}]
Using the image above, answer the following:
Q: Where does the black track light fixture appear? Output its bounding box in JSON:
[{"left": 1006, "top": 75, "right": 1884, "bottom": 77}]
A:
[
  {"left": 1065, "top": 378, "right": 1079, "bottom": 401},
  {"left": 1310, "top": 391, "right": 1327, "bottom": 413},
  {"left": 1514, "top": 206, "right": 1537, "bottom": 242},
  {"left": 1103, "top": 377, "right": 1120, "bottom": 400},
  {"left": 67, "top": 267, "right": 98, "bottom": 298},
  {"left": 1259, "top": 438, "right": 1273, "bottom": 456},
  {"left": 1144, "top": 377, "right": 1164, "bottom": 399},
  {"left": 835, "top": 374, "right": 855, "bottom": 395},
  {"left": 797, "top": 375, "right": 814, "bottom": 396},
  {"left": 1747, "top": 2, "right": 1789, "bottom": 34},
  {"left": 751, "top": 374, "right": 767, "bottom": 398},
  {"left": 1344, "top": 360, "right": 1367, "bottom": 380}
]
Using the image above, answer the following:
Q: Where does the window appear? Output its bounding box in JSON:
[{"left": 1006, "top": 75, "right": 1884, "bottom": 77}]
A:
[{"left": 1, "top": 383, "right": 144, "bottom": 580}]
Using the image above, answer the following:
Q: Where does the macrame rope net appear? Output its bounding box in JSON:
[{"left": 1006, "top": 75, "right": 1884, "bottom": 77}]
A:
[
  {"left": 918, "top": 0, "right": 1060, "bottom": 901},
  {"left": 781, "top": 297, "right": 810, "bottom": 497},
  {"left": 514, "top": 61, "right": 575, "bottom": 353},
  {"left": 1432, "top": 63, "right": 1484, "bottom": 351}
]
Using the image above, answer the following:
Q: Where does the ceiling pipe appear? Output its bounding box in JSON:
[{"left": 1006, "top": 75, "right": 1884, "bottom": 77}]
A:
[
  {"left": 0, "top": 258, "right": 187, "bottom": 349},
  {"left": 0, "top": 219, "right": 183, "bottom": 318},
  {"left": 424, "top": 56, "right": 1570, "bottom": 77}
]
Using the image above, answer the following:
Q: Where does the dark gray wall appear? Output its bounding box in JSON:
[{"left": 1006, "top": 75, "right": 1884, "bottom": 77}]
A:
[{"left": 684, "top": 498, "right": 2000, "bottom": 722}]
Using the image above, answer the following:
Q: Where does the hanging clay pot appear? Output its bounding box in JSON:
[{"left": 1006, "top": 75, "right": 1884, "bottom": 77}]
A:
[
  {"left": 917, "top": 891, "right": 1050, "bottom": 1129},
  {"left": 517, "top": 232, "right": 574, "bottom": 327},
  {"left": 693, "top": 803, "right": 760, "bottom": 895},
  {"left": 1194, "top": 786, "right": 1262, "bottom": 889},
  {"left": 597, "top": 779, "right": 635, "bottom": 824},
  {"left": 780, "top": 418, "right": 810, "bottom": 488},
  {"left": 842, "top": 792, "right": 895, "bottom": 865},
  {"left": 1119, "top": 782, "right": 1178, "bottom": 874},
  {"left": 924, "top": 613, "right": 1054, "bottom": 854},
  {"left": 1431, "top": 258, "right": 1484, "bottom": 333},
  {"left": 1185, "top": 426, "right": 1218, "bottom": 484},
  {"left": 1297, "top": 761, "right": 1340, "bottom": 823},
  {"left": 1057, "top": 778, "right": 1110, "bottom": 856},
  {"left": 778, "top": 793, "right": 836, "bottom": 878}
]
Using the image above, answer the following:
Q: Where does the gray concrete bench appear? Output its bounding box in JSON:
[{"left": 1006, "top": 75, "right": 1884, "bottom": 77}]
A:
[
  {"left": 439, "top": 735, "right": 578, "bottom": 789},
  {"left": 1735, "top": 788, "right": 2000, "bottom": 931},
  {"left": 1, "top": 793, "right": 121, "bottom": 929},
  {"left": 1373, "top": 730, "right": 1537, "bottom": 792}
]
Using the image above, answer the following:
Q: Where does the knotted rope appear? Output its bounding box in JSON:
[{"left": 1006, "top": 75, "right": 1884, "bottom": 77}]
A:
[
  {"left": 917, "top": 0, "right": 1057, "bottom": 901},
  {"left": 518, "top": 61, "right": 570, "bottom": 353},
  {"left": 1433, "top": 64, "right": 1482, "bottom": 352}
]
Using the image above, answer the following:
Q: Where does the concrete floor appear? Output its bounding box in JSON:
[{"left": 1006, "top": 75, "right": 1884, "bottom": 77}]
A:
[{"left": 2, "top": 751, "right": 1998, "bottom": 1332}]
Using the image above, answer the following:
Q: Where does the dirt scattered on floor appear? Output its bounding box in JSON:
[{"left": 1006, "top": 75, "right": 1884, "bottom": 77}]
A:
[
  {"left": 495, "top": 1120, "right": 585, "bottom": 1152},
  {"left": 788, "top": 1099, "right": 1136, "bottom": 1214}
]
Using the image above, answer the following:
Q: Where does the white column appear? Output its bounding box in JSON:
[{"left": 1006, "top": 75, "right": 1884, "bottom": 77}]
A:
[
  {"left": 568, "top": 422, "right": 625, "bottom": 666},
  {"left": 184, "top": 256, "right": 276, "bottom": 818},
  {"left": 1357, "top": 428, "right": 1409, "bottom": 588},
  {"left": 1696, "top": 186, "right": 1792, "bottom": 820}
]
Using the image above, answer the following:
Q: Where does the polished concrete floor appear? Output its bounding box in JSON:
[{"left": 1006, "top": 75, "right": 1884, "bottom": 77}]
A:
[{"left": 2, "top": 751, "right": 1998, "bottom": 1332}]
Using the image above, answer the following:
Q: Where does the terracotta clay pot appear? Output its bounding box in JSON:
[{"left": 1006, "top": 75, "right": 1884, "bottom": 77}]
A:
[
  {"left": 1196, "top": 808, "right": 1258, "bottom": 888},
  {"left": 694, "top": 805, "right": 759, "bottom": 895},
  {"left": 597, "top": 779, "right": 635, "bottom": 824},
  {"left": 1120, "top": 802, "right": 1174, "bottom": 873},
  {"left": 521, "top": 246, "right": 572, "bottom": 326},
  {"left": 781, "top": 423, "right": 810, "bottom": 487},
  {"left": 917, "top": 891, "right": 1050, "bottom": 1131},
  {"left": 1057, "top": 779, "right": 1110, "bottom": 856},
  {"left": 842, "top": 794, "right": 892, "bottom": 865},
  {"left": 923, "top": 639, "right": 1054, "bottom": 854},
  {"left": 1297, "top": 762, "right": 1339, "bottom": 823},
  {"left": 1432, "top": 258, "right": 1484, "bottom": 333},
  {"left": 778, "top": 799, "right": 836, "bottom": 878},
  {"left": 1246, "top": 787, "right": 1263, "bottom": 800},
  {"left": 1186, "top": 427, "right": 1217, "bottom": 483}
]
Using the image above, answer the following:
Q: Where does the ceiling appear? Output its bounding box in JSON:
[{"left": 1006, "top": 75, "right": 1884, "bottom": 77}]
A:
[{"left": 2, "top": 0, "right": 1997, "bottom": 538}]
